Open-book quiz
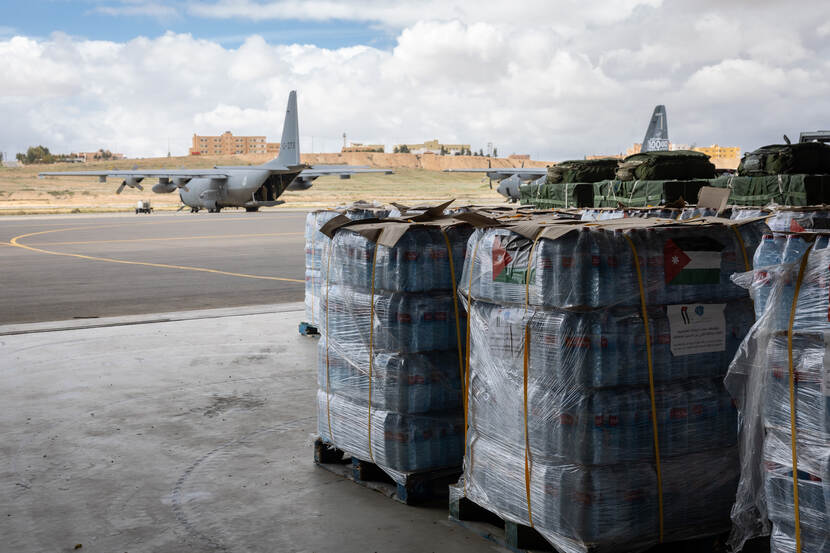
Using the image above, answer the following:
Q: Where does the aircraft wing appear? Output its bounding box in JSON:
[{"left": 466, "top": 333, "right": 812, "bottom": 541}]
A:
[
  {"left": 39, "top": 169, "right": 231, "bottom": 179},
  {"left": 300, "top": 165, "right": 394, "bottom": 177},
  {"left": 443, "top": 168, "right": 547, "bottom": 177}
]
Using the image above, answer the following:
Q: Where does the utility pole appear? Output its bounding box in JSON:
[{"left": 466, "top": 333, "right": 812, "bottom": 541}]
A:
[{"left": 342, "top": 132, "right": 347, "bottom": 149}]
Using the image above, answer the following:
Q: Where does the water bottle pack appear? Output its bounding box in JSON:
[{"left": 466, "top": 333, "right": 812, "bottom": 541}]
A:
[
  {"left": 317, "top": 338, "right": 462, "bottom": 414},
  {"left": 317, "top": 391, "right": 463, "bottom": 473},
  {"left": 322, "top": 226, "right": 473, "bottom": 293},
  {"left": 464, "top": 434, "right": 739, "bottom": 551},
  {"left": 725, "top": 230, "right": 830, "bottom": 553},
  {"left": 460, "top": 221, "right": 766, "bottom": 309},
  {"left": 304, "top": 206, "right": 391, "bottom": 325},
  {"left": 317, "top": 216, "right": 473, "bottom": 482}
]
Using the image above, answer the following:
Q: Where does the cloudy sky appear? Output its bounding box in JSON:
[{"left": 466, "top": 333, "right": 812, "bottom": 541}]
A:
[{"left": 2, "top": 0, "right": 829, "bottom": 160}]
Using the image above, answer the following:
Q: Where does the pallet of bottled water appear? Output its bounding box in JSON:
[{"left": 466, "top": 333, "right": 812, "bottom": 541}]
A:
[
  {"left": 726, "top": 231, "right": 830, "bottom": 553},
  {"left": 455, "top": 216, "right": 769, "bottom": 552},
  {"left": 316, "top": 217, "right": 473, "bottom": 484},
  {"left": 303, "top": 205, "right": 390, "bottom": 329}
]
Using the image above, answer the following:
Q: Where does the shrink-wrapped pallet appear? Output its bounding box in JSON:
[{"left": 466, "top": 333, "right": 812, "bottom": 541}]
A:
[
  {"left": 726, "top": 232, "right": 830, "bottom": 553},
  {"left": 316, "top": 207, "right": 480, "bottom": 482},
  {"left": 456, "top": 216, "right": 768, "bottom": 552}
]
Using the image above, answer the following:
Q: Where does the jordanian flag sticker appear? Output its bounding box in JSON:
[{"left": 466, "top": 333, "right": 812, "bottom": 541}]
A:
[{"left": 663, "top": 237, "right": 723, "bottom": 285}]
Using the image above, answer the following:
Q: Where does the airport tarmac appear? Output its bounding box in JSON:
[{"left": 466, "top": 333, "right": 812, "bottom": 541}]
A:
[
  {"left": 0, "top": 211, "right": 307, "bottom": 325},
  {"left": 0, "top": 304, "right": 494, "bottom": 553}
]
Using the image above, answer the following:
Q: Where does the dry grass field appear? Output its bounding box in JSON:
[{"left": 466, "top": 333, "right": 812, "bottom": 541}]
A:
[{"left": 0, "top": 154, "right": 508, "bottom": 214}]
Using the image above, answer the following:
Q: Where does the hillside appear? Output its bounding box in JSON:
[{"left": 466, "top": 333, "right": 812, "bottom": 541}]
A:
[{"left": 0, "top": 153, "right": 527, "bottom": 214}]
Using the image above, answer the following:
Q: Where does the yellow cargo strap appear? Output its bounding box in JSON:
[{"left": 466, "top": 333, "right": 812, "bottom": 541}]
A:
[
  {"left": 324, "top": 239, "right": 335, "bottom": 442},
  {"left": 622, "top": 233, "right": 664, "bottom": 542},
  {"left": 367, "top": 241, "right": 380, "bottom": 463},
  {"left": 731, "top": 225, "right": 751, "bottom": 272},
  {"left": 440, "top": 231, "right": 465, "bottom": 413},
  {"left": 787, "top": 244, "right": 813, "bottom": 553},
  {"left": 522, "top": 234, "right": 543, "bottom": 527}
]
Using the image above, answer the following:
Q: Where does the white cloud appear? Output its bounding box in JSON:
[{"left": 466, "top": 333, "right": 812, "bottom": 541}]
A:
[{"left": 2, "top": 2, "right": 830, "bottom": 160}]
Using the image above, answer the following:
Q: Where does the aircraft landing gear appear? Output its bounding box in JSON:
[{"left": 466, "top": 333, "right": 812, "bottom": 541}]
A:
[
  {"left": 208, "top": 207, "right": 221, "bottom": 213},
  {"left": 190, "top": 207, "right": 200, "bottom": 213},
  {"left": 245, "top": 206, "right": 259, "bottom": 212}
]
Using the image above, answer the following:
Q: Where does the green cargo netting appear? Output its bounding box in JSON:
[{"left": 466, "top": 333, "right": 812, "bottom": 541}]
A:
[
  {"left": 737, "top": 143, "right": 830, "bottom": 176},
  {"left": 593, "top": 179, "right": 708, "bottom": 207},
  {"left": 709, "top": 174, "right": 830, "bottom": 206},
  {"left": 520, "top": 180, "right": 594, "bottom": 207},
  {"left": 616, "top": 150, "right": 716, "bottom": 181},
  {"left": 546, "top": 158, "right": 619, "bottom": 184}
]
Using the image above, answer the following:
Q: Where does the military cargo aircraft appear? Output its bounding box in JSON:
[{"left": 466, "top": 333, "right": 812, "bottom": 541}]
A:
[
  {"left": 447, "top": 105, "right": 669, "bottom": 201},
  {"left": 39, "top": 91, "right": 392, "bottom": 212}
]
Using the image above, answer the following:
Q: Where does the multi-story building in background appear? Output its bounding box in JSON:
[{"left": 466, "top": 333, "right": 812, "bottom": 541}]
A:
[
  {"left": 393, "top": 139, "right": 471, "bottom": 155},
  {"left": 189, "top": 131, "right": 280, "bottom": 156},
  {"left": 341, "top": 142, "right": 385, "bottom": 153}
]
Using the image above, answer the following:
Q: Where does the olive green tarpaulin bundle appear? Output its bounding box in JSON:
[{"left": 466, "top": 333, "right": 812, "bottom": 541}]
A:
[
  {"left": 593, "top": 179, "right": 708, "bottom": 207},
  {"left": 545, "top": 158, "right": 619, "bottom": 184},
  {"left": 616, "top": 150, "right": 716, "bottom": 181},
  {"left": 737, "top": 142, "right": 830, "bottom": 176},
  {"left": 519, "top": 180, "right": 595, "bottom": 208},
  {"left": 708, "top": 174, "right": 830, "bottom": 206}
]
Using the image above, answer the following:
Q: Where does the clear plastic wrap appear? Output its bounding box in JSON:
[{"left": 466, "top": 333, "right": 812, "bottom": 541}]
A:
[
  {"left": 316, "top": 217, "right": 473, "bottom": 483},
  {"left": 767, "top": 207, "right": 830, "bottom": 233},
  {"left": 304, "top": 205, "right": 390, "bottom": 326},
  {"left": 725, "top": 233, "right": 830, "bottom": 553},
  {"left": 456, "top": 216, "right": 769, "bottom": 553}
]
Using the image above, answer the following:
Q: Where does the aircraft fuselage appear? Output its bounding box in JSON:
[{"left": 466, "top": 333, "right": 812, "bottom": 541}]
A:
[{"left": 177, "top": 168, "right": 271, "bottom": 211}]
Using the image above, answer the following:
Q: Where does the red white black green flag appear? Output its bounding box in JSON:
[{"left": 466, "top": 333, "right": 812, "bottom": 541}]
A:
[{"left": 663, "top": 237, "right": 723, "bottom": 285}]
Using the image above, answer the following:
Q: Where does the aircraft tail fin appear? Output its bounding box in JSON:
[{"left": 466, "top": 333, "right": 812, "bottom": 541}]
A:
[
  {"left": 641, "top": 104, "right": 669, "bottom": 152},
  {"left": 264, "top": 90, "right": 300, "bottom": 168}
]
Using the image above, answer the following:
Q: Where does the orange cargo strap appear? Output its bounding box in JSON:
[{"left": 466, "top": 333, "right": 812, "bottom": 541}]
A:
[
  {"left": 522, "top": 234, "right": 543, "bottom": 527},
  {"left": 787, "top": 244, "right": 813, "bottom": 553},
  {"left": 367, "top": 242, "right": 380, "bottom": 463},
  {"left": 324, "top": 239, "right": 335, "bottom": 442},
  {"left": 440, "top": 231, "right": 465, "bottom": 410},
  {"left": 622, "top": 234, "right": 664, "bottom": 542}
]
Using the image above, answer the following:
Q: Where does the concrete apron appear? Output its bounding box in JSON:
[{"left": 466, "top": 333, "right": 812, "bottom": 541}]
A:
[{"left": 0, "top": 305, "right": 486, "bottom": 553}]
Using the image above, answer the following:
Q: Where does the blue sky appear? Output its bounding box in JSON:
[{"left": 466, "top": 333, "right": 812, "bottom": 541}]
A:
[{"left": 2, "top": 1, "right": 395, "bottom": 48}]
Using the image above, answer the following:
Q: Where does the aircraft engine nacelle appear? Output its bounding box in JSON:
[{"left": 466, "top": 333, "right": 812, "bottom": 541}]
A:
[
  {"left": 286, "top": 175, "right": 317, "bottom": 191},
  {"left": 496, "top": 175, "right": 522, "bottom": 202},
  {"left": 116, "top": 176, "right": 144, "bottom": 194},
  {"left": 152, "top": 177, "right": 177, "bottom": 193}
]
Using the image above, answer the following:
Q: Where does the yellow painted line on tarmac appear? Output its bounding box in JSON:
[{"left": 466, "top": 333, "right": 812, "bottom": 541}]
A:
[
  {"left": 33, "top": 231, "right": 303, "bottom": 246},
  {"left": 9, "top": 225, "right": 304, "bottom": 283}
]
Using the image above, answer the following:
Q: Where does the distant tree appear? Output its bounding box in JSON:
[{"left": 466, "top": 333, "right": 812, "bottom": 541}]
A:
[
  {"left": 17, "top": 145, "right": 54, "bottom": 164},
  {"left": 440, "top": 145, "right": 447, "bottom": 155},
  {"left": 0, "top": 152, "right": 3, "bottom": 164},
  {"left": 398, "top": 144, "right": 410, "bottom": 154},
  {"left": 493, "top": 147, "right": 498, "bottom": 158},
  {"left": 478, "top": 148, "right": 484, "bottom": 156},
  {"left": 94, "top": 149, "right": 113, "bottom": 160},
  {"left": 393, "top": 145, "right": 400, "bottom": 153}
]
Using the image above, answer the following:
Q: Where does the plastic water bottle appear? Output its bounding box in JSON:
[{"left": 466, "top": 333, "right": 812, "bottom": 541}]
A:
[
  {"left": 555, "top": 231, "right": 580, "bottom": 308},
  {"left": 777, "top": 235, "right": 809, "bottom": 329},
  {"left": 752, "top": 234, "right": 785, "bottom": 318}
]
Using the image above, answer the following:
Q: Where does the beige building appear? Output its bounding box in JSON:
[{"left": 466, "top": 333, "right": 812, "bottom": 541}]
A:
[
  {"left": 342, "top": 142, "right": 385, "bottom": 153},
  {"left": 66, "top": 151, "right": 126, "bottom": 162},
  {"left": 189, "top": 131, "right": 280, "bottom": 156},
  {"left": 394, "top": 139, "right": 471, "bottom": 155}
]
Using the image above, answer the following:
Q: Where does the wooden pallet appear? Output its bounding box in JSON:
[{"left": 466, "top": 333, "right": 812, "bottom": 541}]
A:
[
  {"left": 313, "top": 437, "right": 461, "bottom": 505},
  {"left": 449, "top": 490, "right": 767, "bottom": 553}
]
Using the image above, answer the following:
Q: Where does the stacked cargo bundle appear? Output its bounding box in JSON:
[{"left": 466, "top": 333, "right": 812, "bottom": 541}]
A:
[
  {"left": 303, "top": 204, "right": 390, "bottom": 330},
  {"left": 709, "top": 143, "right": 830, "bottom": 206},
  {"left": 591, "top": 150, "right": 716, "bottom": 208},
  {"left": 316, "top": 209, "right": 480, "bottom": 482},
  {"left": 725, "top": 232, "right": 830, "bottom": 553},
  {"left": 454, "top": 215, "right": 768, "bottom": 552},
  {"left": 520, "top": 159, "right": 618, "bottom": 209}
]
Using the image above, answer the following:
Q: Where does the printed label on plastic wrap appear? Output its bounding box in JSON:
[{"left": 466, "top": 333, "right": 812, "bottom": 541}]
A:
[{"left": 668, "top": 303, "right": 726, "bottom": 356}]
